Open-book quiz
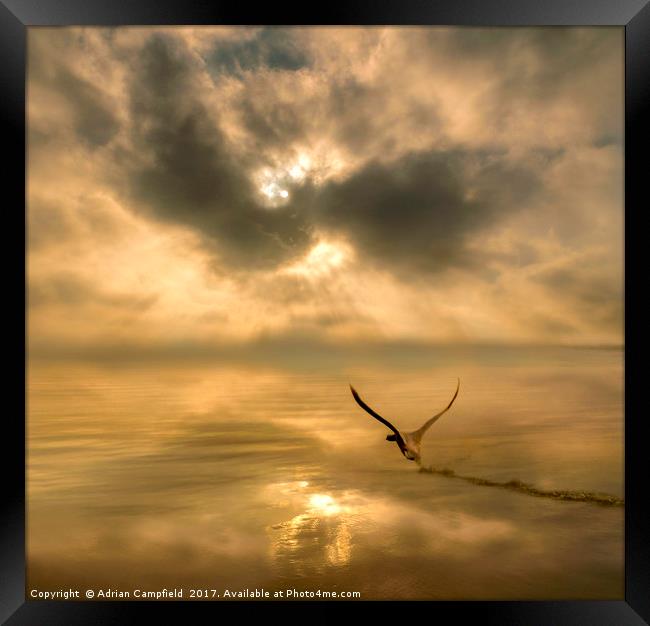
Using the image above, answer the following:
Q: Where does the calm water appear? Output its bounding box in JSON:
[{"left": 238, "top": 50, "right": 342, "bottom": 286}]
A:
[{"left": 27, "top": 347, "right": 624, "bottom": 599}]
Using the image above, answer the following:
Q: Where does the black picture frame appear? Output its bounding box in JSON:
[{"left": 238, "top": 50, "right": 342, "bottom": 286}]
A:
[{"left": 3, "top": 1, "right": 648, "bottom": 623}]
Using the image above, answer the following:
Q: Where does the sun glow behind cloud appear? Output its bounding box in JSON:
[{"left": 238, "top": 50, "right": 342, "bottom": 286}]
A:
[
  {"left": 283, "top": 240, "right": 351, "bottom": 278},
  {"left": 256, "top": 155, "right": 313, "bottom": 206}
]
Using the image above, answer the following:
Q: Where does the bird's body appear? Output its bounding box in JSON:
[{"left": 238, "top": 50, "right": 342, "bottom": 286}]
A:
[{"left": 349, "top": 379, "right": 460, "bottom": 464}]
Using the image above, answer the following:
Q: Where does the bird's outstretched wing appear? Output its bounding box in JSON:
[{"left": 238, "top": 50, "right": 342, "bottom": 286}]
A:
[
  {"left": 410, "top": 378, "right": 460, "bottom": 443},
  {"left": 349, "top": 385, "right": 404, "bottom": 443}
]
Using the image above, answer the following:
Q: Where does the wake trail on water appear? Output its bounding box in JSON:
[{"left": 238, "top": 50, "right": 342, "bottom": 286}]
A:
[{"left": 419, "top": 466, "right": 624, "bottom": 507}]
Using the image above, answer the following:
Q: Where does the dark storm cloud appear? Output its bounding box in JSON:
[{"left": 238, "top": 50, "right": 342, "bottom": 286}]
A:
[
  {"left": 315, "top": 149, "right": 540, "bottom": 274},
  {"left": 124, "top": 36, "right": 540, "bottom": 275},
  {"left": 206, "top": 28, "right": 310, "bottom": 77},
  {"left": 117, "top": 29, "right": 614, "bottom": 283},
  {"left": 126, "top": 35, "right": 314, "bottom": 269}
]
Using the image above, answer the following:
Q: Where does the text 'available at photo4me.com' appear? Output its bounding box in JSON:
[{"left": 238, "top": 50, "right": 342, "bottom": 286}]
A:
[{"left": 29, "top": 587, "right": 362, "bottom": 600}]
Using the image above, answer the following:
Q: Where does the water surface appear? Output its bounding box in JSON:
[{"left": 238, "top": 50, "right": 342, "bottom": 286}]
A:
[{"left": 27, "top": 347, "right": 624, "bottom": 599}]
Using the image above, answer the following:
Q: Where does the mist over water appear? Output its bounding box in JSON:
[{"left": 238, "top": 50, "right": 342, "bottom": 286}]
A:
[{"left": 27, "top": 347, "right": 623, "bottom": 599}]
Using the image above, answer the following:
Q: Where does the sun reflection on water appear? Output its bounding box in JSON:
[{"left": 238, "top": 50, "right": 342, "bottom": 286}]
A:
[
  {"left": 268, "top": 486, "right": 356, "bottom": 573},
  {"left": 308, "top": 493, "right": 342, "bottom": 516}
]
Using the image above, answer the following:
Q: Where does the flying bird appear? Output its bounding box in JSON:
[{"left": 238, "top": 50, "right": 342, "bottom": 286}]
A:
[{"left": 349, "top": 379, "right": 460, "bottom": 464}]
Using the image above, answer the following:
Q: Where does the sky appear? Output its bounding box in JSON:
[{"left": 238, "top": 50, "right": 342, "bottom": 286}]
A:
[{"left": 27, "top": 27, "right": 624, "bottom": 361}]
